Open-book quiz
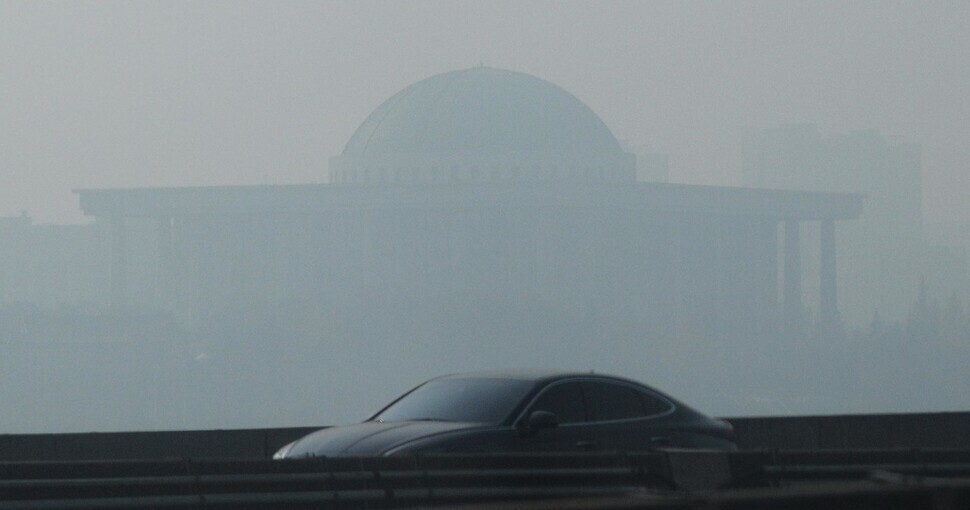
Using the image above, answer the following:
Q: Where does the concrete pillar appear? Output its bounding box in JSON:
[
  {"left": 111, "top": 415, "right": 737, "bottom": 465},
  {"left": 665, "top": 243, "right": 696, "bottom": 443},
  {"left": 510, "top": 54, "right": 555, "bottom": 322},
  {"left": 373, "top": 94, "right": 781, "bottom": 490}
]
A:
[
  {"left": 819, "top": 219, "right": 840, "bottom": 333},
  {"left": 783, "top": 220, "right": 802, "bottom": 330},
  {"left": 756, "top": 219, "right": 780, "bottom": 337},
  {"left": 110, "top": 215, "right": 126, "bottom": 311}
]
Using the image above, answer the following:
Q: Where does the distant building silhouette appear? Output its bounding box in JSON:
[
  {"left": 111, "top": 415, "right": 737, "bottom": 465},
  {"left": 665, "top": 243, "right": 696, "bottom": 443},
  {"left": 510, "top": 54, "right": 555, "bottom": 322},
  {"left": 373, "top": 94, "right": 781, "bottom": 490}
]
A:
[
  {"left": 1, "top": 68, "right": 874, "bottom": 430},
  {"left": 74, "top": 69, "right": 861, "bottom": 348},
  {"left": 0, "top": 212, "right": 108, "bottom": 310},
  {"left": 743, "top": 124, "right": 923, "bottom": 329},
  {"left": 635, "top": 152, "right": 669, "bottom": 183}
]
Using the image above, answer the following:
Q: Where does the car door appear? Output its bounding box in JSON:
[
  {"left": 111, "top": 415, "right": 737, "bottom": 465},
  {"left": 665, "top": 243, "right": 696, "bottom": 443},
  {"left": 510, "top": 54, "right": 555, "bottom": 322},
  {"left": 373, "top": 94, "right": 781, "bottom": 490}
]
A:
[{"left": 514, "top": 381, "right": 598, "bottom": 452}]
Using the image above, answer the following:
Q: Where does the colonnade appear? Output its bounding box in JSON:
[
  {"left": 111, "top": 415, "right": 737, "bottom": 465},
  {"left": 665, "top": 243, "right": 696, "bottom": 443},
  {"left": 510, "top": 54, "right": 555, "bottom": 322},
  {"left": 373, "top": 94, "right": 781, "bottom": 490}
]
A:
[
  {"left": 107, "top": 213, "right": 845, "bottom": 337},
  {"left": 782, "top": 219, "right": 840, "bottom": 333}
]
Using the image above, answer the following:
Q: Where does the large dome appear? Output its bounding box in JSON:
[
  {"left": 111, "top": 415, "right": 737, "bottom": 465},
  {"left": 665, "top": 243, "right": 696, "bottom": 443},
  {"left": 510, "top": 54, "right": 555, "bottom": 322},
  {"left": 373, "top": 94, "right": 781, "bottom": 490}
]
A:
[{"left": 329, "top": 67, "right": 635, "bottom": 185}]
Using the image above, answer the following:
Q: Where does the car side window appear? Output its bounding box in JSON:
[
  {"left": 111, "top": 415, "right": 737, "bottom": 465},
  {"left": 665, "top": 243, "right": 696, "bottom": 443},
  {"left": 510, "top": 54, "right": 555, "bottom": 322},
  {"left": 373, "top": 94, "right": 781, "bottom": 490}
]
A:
[
  {"left": 530, "top": 382, "right": 586, "bottom": 424},
  {"left": 639, "top": 390, "right": 673, "bottom": 416},
  {"left": 583, "top": 381, "right": 645, "bottom": 421}
]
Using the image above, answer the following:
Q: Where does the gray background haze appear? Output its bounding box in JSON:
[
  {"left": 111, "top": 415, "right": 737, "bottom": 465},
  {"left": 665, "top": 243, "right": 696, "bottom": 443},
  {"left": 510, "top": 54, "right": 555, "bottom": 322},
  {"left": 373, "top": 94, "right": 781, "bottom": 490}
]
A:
[
  {"left": 2, "top": 1, "right": 967, "bottom": 225},
  {"left": 1, "top": 1, "right": 969, "bottom": 434}
]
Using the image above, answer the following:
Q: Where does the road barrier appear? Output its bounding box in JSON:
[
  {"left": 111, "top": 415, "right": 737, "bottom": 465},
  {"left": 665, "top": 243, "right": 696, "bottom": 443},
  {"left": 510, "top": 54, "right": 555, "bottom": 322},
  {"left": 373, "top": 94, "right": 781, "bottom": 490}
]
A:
[
  {"left": 727, "top": 448, "right": 970, "bottom": 488},
  {"left": 4, "top": 412, "right": 970, "bottom": 463},
  {"left": 3, "top": 450, "right": 970, "bottom": 508},
  {"left": 0, "top": 452, "right": 670, "bottom": 509},
  {"left": 728, "top": 412, "right": 970, "bottom": 450}
]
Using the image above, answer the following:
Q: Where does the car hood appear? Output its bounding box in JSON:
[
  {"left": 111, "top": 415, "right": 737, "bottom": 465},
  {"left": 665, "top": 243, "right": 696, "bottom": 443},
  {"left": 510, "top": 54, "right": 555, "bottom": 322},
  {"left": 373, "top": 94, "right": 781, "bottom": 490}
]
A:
[{"left": 283, "top": 420, "right": 481, "bottom": 457}]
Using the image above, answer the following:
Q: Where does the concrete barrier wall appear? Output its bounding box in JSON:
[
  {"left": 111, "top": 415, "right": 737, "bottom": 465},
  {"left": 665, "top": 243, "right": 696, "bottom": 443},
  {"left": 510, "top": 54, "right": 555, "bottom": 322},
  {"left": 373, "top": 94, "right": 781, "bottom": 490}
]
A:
[
  {"left": 728, "top": 411, "right": 970, "bottom": 450},
  {"left": 0, "top": 427, "right": 319, "bottom": 461},
  {"left": 2, "top": 411, "right": 969, "bottom": 461}
]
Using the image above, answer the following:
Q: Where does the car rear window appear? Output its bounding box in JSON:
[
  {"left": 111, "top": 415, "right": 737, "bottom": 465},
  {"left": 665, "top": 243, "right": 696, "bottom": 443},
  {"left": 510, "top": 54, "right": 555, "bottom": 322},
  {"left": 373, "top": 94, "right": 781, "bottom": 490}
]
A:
[
  {"left": 584, "top": 382, "right": 645, "bottom": 421},
  {"left": 582, "top": 381, "right": 673, "bottom": 421}
]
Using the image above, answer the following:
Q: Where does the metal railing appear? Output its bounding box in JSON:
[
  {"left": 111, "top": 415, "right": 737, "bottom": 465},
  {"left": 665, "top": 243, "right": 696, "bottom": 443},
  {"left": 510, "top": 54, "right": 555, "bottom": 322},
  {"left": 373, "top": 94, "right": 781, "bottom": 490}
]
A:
[
  {"left": 0, "top": 452, "right": 671, "bottom": 509},
  {"left": 3, "top": 450, "right": 970, "bottom": 509},
  {"left": 727, "top": 448, "right": 970, "bottom": 488}
]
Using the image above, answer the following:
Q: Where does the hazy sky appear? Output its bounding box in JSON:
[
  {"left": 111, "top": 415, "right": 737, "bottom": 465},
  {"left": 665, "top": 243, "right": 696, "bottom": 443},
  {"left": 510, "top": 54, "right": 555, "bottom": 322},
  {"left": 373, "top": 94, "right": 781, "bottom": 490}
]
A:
[{"left": 2, "top": 1, "right": 967, "bottom": 225}]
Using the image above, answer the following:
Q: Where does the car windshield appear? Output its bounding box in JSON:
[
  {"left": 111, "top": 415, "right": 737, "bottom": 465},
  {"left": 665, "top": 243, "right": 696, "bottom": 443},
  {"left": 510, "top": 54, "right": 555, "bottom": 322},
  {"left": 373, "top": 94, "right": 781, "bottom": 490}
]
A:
[{"left": 373, "top": 378, "right": 535, "bottom": 424}]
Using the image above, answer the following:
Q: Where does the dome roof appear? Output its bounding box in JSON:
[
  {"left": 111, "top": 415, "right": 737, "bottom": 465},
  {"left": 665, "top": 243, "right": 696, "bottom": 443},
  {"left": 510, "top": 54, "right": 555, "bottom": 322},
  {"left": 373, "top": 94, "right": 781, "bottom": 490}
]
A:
[{"left": 342, "top": 67, "right": 623, "bottom": 157}]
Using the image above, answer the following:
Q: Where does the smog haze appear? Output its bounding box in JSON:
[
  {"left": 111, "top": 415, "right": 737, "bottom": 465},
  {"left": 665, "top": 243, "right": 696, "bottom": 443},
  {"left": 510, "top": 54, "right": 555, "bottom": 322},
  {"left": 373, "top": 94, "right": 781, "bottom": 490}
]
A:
[
  {"left": 1, "top": 1, "right": 969, "bottom": 434},
  {"left": 2, "top": 1, "right": 968, "bottom": 224}
]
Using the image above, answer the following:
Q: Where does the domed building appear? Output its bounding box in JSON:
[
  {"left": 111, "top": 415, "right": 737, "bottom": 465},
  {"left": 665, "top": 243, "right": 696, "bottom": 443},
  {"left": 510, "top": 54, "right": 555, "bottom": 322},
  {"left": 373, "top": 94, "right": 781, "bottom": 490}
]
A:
[
  {"left": 76, "top": 68, "right": 862, "bottom": 392},
  {"left": 330, "top": 67, "right": 635, "bottom": 185}
]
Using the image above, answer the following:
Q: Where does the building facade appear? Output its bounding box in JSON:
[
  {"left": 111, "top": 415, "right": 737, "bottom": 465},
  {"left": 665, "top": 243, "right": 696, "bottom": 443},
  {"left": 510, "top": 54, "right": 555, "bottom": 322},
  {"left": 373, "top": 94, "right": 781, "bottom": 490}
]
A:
[
  {"left": 76, "top": 69, "right": 862, "bottom": 351},
  {"left": 743, "top": 124, "right": 923, "bottom": 327},
  {"left": 0, "top": 68, "right": 870, "bottom": 429}
]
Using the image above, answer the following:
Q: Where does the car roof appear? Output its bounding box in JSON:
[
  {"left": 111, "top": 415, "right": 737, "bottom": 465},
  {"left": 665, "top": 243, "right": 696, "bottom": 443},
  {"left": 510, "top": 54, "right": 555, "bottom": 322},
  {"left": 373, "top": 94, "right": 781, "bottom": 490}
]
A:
[
  {"left": 431, "top": 370, "right": 685, "bottom": 407},
  {"left": 434, "top": 369, "right": 635, "bottom": 385}
]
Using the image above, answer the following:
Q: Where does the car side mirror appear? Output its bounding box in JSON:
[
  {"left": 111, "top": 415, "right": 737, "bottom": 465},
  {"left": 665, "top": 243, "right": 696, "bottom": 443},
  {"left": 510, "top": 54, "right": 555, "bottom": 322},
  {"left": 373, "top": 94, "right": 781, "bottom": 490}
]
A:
[{"left": 525, "top": 410, "right": 559, "bottom": 432}]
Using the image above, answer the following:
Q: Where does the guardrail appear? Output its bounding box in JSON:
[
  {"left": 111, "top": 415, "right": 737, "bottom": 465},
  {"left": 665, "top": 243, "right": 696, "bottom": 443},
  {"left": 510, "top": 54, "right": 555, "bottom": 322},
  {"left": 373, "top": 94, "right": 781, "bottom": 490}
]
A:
[
  {"left": 2, "top": 450, "right": 970, "bottom": 509},
  {"left": 728, "top": 449, "right": 970, "bottom": 488},
  {"left": 0, "top": 452, "right": 671, "bottom": 509}
]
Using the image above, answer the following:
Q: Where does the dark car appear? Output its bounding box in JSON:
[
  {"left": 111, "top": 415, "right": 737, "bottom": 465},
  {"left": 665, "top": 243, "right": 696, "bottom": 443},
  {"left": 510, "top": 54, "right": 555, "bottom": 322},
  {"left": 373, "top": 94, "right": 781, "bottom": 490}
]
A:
[{"left": 273, "top": 370, "right": 736, "bottom": 458}]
